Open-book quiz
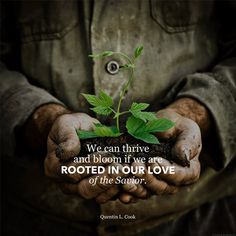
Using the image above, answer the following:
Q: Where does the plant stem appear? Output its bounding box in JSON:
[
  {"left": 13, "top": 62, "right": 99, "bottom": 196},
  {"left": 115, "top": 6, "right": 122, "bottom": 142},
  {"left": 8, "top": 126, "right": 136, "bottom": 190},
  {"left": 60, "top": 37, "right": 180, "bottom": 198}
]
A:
[
  {"left": 110, "top": 108, "right": 116, "bottom": 114},
  {"left": 118, "top": 111, "right": 130, "bottom": 116},
  {"left": 111, "top": 52, "right": 136, "bottom": 132},
  {"left": 116, "top": 69, "right": 134, "bottom": 131},
  {"left": 113, "top": 52, "right": 133, "bottom": 65}
]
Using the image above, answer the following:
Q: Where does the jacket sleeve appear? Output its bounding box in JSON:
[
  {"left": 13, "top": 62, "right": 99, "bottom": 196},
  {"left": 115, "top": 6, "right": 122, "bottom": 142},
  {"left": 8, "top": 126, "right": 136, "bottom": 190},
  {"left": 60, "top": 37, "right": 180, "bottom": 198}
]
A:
[
  {"left": 0, "top": 3, "right": 63, "bottom": 156},
  {"left": 165, "top": 1, "right": 236, "bottom": 169},
  {"left": 0, "top": 64, "right": 64, "bottom": 156}
]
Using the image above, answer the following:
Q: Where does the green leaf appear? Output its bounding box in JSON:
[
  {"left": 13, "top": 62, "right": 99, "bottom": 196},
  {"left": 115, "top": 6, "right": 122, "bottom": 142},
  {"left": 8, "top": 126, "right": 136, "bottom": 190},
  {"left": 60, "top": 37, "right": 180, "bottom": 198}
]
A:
[
  {"left": 134, "top": 46, "right": 143, "bottom": 58},
  {"left": 102, "top": 51, "right": 114, "bottom": 57},
  {"left": 131, "top": 111, "right": 157, "bottom": 122},
  {"left": 94, "top": 124, "right": 122, "bottom": 137},
  {"left": 99, "top": 90, "right": 113, "bottom": 107},
  {"left": 130, "top": 102, "right": 149, "bottom": 112},
  {"left": 89, "top": 51, "right": 114, "bottom": 58},
  {"left": 126, "top": 115, "right": 145, "bottom": 134},
  {"left": 144, "top": 118, "right": 175, "bottom": 132},
  {"left": 76, "top": 124, "right": 122, "bottom": 140},
  {"left": 126, "top": 116, "right": 160, "bottom": 144},
  {"left": 132, "top": 132, "right": 160, "bottom": 144},
  {"left": 82, "top": 94, "right": 100, "bottom": 107},
  {"left": 82, "top": 91, "right": 113, "bottom": 116},
  {"left": 76, "top": 130, "right": 99, "bottom": 139},
  {"left": 120, "top": 63, "right": 135, "bottom": 69},
  {"left": 126, "top": 115, "right": 174, "bottom": 144},
  {"left": 91, "top": 106, "right": 112, "bottom": 115},
  {"left": 129, "top": 103, "right": 157, "bottom": 122}
]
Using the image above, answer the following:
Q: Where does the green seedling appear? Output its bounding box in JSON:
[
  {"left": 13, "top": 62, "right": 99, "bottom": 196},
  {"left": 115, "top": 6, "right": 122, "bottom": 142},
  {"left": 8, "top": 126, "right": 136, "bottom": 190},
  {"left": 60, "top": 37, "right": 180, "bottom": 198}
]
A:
[{"left": 77, "top": 46, "right": 174, "bottom": 144}]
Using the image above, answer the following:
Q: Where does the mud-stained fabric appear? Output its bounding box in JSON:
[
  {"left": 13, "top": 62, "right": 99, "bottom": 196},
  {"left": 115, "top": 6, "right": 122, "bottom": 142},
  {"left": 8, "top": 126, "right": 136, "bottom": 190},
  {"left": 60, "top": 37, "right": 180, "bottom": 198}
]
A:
[{"left": 1, "top": 1, "right": 236, "bottom": 235}]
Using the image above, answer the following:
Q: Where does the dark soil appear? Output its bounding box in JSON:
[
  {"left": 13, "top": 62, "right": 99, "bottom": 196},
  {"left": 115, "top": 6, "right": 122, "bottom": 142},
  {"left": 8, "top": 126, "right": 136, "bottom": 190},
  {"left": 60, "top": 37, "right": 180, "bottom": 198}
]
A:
[{"left": 80, "top": 134, "right": 190, "bottom": 167}]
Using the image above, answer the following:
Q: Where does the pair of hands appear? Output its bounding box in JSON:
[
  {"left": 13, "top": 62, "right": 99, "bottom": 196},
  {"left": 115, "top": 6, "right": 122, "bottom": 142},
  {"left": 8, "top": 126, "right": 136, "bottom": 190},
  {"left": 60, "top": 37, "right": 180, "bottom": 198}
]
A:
[{"left": 44, "top": 107, "right": 202, "bottom": 204}]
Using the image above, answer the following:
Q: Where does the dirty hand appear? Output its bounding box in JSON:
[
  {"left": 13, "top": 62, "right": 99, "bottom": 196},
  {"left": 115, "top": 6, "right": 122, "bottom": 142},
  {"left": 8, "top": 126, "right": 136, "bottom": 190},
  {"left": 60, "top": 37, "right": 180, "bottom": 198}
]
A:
[
  {"left": 119, "top": 98, "right": 211, "bottom": 203},
  {"left": 132, "top": 108, "right": 201, "bottom": 193},
  {"left": 43, "top": 110, "right": 127, "bottom": 203}
]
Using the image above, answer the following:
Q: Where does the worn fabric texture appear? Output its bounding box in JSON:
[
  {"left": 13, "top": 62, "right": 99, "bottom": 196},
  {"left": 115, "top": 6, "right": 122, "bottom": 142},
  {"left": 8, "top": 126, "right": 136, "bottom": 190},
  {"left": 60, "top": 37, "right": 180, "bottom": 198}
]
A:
[{"left": 0, "top": 0, "right": 236, "bottom": 235}]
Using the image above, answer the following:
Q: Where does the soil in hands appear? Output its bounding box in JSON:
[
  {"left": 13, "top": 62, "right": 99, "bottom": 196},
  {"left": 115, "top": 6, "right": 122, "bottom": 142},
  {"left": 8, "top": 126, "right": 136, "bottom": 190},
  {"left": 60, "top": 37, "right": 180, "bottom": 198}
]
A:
[{"left": 79, "top": 134, "right": 190, "bottom": 167}]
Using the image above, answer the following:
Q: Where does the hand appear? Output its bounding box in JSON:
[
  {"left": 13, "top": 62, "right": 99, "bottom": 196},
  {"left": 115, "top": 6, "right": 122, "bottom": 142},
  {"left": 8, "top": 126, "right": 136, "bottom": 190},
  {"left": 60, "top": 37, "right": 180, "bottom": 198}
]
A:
[
  {"left": 44, "top": 112, "right": 127, "bottom": 203},
  {"left": 156, "top": 108, "right": 202, "bottom": 168},
  {"left": 59, "top": 154, "right": 128, "bottom": 204},
  {"left": 119, "top": 182, "right": 150, "bottom": 204},
  {"left": 119, "top": 98, "right": 210, "bottom": 202}
]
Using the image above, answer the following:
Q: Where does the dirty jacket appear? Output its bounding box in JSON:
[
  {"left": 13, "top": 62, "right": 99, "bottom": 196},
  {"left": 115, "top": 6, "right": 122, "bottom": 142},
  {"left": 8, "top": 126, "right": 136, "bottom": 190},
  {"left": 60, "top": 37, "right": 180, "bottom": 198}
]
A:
[{"left": 0, "top": 0, "right": 236, "bottom": 236}]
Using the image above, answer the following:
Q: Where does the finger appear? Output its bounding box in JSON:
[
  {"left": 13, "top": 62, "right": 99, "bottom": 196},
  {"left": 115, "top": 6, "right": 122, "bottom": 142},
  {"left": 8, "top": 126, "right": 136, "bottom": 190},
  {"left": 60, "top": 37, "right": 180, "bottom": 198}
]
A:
[
  {"left": 77, "top": 113, "right": 100, "bottom": 131},
  {"left": 172, "top": 118, "right": 201, "bottom": 164},
  {"left": 95, "top": 186, "right": 120, "bottom": 204},
  {"left": 119, "top": 193, "right": 137, "bottom": 204},
  {"left": 78, "top": 163, "right": 128, "bottom": 199},
  {"left": 121, "top": 165, "right": 147, "bottom": 198},
  {"left": 44, "top": 152, "right": 62, "bottom": 181},
  {"left": 156, "top": 155, "right": 201, "bottom": 185},
  {"left": 155, "top": 109, "right": 180, "bottom": 140},
  {"left": 47, "top": 135, "right": 58, "bottom": 153},
  {"left": 122, "top": 183, "right": 137, "bottom": 193},
  {"left": 44, "top": 154, "right": 82, "bottom": 183},
  {"left": 60, "top": 183, "right": 120, "bottom": 201},
  {"left": 45, "top": 152, "right": 113, "bottom": 183},
  {"left": 60, "top": 161, "right": 102, "bottom": 183},
  {"left": 85, "top": 151, "right": 116, "bottom": 165},
  {"left": 51, "top": 113, "right": 99, "bottom": 161},
  {"left": 55, "top": 130, "right": 81, "bottom": 161},
  {"left": 122, "top": 184, "right": 148, "bottom": 199},
  {"left": 133, "top": 162, "right": 178, "bottom": 195}
]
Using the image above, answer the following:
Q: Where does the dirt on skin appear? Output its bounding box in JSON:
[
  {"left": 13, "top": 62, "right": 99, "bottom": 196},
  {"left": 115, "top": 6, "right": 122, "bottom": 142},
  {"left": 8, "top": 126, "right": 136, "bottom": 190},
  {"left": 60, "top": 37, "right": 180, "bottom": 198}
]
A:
[{"left": 80, "top": 134, "right": 190, "bottom": 167}]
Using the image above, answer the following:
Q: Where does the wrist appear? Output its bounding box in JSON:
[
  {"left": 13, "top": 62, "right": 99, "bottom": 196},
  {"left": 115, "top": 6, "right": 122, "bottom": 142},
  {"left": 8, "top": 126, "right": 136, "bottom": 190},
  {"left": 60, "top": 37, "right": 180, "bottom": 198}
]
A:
[
  {"left": 32, "top": 104, "right": 71, "bottom": 135},
  {"left": 167, "top": 97, "right": 212, "bottom": 136},
  {"left": 22, "top": 103, "right": 71, "bottom": 150}
]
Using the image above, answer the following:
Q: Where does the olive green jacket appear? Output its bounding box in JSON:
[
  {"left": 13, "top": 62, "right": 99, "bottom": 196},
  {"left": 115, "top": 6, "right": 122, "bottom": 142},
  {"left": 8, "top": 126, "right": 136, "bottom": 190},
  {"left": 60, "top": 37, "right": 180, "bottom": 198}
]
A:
[{"left": 0, "top": 1, "right": 236, "bottom": 235}]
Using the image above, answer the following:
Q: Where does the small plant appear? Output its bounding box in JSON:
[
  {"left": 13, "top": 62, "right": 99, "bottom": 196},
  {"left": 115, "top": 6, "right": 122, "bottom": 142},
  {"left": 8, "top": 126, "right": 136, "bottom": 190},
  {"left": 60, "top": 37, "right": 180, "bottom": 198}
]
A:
[{"left": 77, "top": 46, "right": 174, "bottom": 144}]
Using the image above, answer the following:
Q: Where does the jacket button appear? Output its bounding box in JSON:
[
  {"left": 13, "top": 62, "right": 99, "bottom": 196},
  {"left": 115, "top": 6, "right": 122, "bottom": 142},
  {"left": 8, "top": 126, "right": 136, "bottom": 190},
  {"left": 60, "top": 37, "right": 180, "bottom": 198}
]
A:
[{"left": 106, "top": 60, "right": 119, "bottom": 75}]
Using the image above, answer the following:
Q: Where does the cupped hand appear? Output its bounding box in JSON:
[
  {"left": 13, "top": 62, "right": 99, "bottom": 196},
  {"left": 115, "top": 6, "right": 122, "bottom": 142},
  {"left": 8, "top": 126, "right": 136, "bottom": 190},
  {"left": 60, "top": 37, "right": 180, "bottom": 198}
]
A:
[
  {"left": 118, "top": 108, "right": 202, "bottom": 203},
  {"left": 44, "top": 112, "right": 127, "bottom": 203}
]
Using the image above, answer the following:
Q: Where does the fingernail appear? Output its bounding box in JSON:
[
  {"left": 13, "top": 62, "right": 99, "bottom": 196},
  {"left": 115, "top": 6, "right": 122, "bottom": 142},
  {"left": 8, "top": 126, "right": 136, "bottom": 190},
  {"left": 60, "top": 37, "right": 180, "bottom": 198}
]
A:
[
  {"left": 55, "top": 145, "right": 64, "bottom": 159},
  {"left": 184, "top": 149, "right": 190, "bottom": 161}
]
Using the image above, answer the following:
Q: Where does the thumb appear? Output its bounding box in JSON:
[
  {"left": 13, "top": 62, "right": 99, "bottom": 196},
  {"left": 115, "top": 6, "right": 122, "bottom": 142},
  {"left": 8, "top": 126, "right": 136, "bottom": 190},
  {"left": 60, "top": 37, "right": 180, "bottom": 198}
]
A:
[{"left": 55, "top": 131, "right": 81, "bottom": 161}]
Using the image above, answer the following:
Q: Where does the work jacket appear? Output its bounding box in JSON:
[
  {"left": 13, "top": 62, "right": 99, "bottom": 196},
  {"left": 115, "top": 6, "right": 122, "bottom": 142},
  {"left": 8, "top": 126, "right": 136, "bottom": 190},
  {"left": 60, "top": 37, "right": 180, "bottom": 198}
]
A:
[{"left": 0, "top": 1, "right": 236, "bottom": 235}]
